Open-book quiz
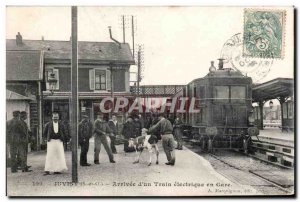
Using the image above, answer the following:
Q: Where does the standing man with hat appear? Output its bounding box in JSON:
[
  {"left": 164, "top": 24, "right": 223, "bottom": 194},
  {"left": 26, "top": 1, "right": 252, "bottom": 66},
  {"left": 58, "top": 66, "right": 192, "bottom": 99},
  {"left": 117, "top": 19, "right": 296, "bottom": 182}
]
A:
[
  {"left": 78, "top": 114, "right": 93, "bottom": 166},
  {"left": 93, "top": 112, "right": 115, "bottom": 164},
  {"left": 19, "top": 111, "right": 32, "bottom": 172},
  {"left": 43, "top": 112, "right": 68, "bottom": 175},
  {"left": 149, "top": 113, "right": 176, "bottom": 166},
  {"left": 7, "top": 111, "right": 23, "bottom": 173}
]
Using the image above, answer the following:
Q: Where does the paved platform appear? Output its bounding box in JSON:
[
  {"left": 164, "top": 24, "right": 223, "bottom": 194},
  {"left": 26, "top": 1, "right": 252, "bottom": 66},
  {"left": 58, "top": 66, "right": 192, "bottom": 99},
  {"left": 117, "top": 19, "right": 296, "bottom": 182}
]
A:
[
  {"left": 258, "top": 128, "right": 294, "bottom": 141},
  {"left": 7, "top": 138, "right": 260, "bottom": 197},
  {"left": 252, "top": 129, "right": 294, "bottom": 147}
]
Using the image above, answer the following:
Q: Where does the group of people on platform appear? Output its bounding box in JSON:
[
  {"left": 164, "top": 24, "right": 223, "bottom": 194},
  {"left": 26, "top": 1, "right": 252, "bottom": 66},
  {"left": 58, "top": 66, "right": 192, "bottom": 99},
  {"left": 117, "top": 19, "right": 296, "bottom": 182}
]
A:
[{"left": 7, "top": 110, "right": 184, "bottom": 175}]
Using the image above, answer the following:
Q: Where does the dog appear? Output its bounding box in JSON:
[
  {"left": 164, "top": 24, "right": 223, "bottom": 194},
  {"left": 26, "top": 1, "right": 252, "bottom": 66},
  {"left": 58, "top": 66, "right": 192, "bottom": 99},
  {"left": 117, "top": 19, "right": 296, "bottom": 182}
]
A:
[{"left": 128, "top": 128, "right": 159, "bottom": 166}]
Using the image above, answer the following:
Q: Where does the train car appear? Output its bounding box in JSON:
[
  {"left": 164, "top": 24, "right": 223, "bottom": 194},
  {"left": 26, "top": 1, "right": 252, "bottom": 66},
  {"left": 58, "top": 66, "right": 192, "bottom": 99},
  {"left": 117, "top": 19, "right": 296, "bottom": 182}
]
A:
[{"left": 182, "top": 59, "right": 259, "bottom": 152}]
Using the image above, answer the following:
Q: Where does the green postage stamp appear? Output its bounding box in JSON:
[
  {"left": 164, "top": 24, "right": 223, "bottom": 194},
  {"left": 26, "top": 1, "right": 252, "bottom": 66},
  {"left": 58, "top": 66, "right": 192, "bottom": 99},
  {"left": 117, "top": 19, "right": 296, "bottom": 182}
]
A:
[{"left": 243, "top": 9, "right": 286, "bottom": 59}]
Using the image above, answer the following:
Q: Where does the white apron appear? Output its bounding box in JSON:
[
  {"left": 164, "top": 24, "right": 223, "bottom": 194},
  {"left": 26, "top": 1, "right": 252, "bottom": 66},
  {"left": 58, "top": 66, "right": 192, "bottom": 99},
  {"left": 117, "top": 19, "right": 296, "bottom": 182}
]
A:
[{"left": 44, "top": 139, "right": 68, "bottom": 172}]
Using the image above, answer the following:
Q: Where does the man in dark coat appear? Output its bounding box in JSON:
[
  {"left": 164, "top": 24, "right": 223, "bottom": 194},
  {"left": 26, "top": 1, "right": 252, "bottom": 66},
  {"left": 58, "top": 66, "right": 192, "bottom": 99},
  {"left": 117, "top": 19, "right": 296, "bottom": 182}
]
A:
[
  {"left": 19, "top": 111, "right": 32, "bottom": 172},
  {"left": 7, "top": 111, "right": 23, "bottom": 173},
  {"left": 149, "top": 113, "right": 176, "bottom": 166},
  {"left": 144, "top": 115, "right": 153, "bottom": 129},
  {"left": 108, "top": 114, "right": 119, "bottom": 154},
  {"left": 133, "top": 116, "right": 142, "bottom": 136},
  {"left": 173, "top": 117, "right": 183, "bottom": 150},
  {"left": 122, "top": 117, "right": 137, "bottom": 152},
  {"left": 61, "top": 116, "right": 71, "bottom": 151},
  {"left": 78, "top": 114, "right": 93, "bottom": 166},
  {"left": 94, "top": 113, "right": 115, "bottom": 164}
]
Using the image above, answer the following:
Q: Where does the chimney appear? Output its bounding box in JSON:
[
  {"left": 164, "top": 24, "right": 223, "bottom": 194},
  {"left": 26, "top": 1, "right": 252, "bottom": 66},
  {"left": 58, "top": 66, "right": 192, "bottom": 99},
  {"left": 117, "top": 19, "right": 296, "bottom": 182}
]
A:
[
  {"left": 218, "top": 58, "right": 225, "bottom": 70},
  {"left": 16, "top": 32, "right": 23, "bottom": 46},
  {"left": 108, "top": 26, "right": 121, "bottom": 48}
]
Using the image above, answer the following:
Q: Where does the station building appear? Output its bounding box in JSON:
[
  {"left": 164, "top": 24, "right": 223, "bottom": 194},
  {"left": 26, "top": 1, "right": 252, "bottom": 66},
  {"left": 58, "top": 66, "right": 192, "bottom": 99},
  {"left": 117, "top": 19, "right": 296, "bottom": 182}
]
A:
[{"left": 6, "top": 33, "right": 135, "bottom": 148}]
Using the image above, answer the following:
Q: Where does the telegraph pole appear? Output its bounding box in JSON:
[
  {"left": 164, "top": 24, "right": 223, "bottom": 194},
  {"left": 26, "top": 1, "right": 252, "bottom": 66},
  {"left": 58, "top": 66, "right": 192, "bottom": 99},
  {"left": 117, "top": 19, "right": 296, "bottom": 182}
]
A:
[
  {"left": 122, "top": 15, "right": 125, "bottom": 43},
  {"left": 137, "top": 46, "right": 141, "bottom": 98},
  {"left": 132, "top": 16, "right": 135, "bottom": 59},
  {"left": 71, "top": 6, "right": 78, "bottom": 183},
  {"left": 110, "top": 64, "right": 114, "bottom": 115}
]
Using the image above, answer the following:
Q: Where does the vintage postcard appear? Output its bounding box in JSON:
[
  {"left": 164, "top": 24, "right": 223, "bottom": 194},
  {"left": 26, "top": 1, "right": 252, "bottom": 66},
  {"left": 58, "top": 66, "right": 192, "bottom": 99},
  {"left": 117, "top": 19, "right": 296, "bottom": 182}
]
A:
[{"left": 6, "top": 6, "right": 295, "bottom": 197}]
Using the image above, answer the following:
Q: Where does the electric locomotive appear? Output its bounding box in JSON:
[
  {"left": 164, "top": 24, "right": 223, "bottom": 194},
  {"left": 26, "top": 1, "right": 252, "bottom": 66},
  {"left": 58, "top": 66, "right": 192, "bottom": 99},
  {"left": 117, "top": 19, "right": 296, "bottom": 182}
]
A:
[{"left": 182, "top": 59, "right": 259, "bottom": 152}]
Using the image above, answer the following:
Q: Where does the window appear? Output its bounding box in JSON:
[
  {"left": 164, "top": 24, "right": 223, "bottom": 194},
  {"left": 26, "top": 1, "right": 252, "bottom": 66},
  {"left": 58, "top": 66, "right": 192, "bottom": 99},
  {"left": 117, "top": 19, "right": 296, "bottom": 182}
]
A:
[
  {"left": 231, "top": 86, "right": 246, "bottom": 103},
  {"left": 95, "top": 70, "right": 106, "bottom": 90},
  {"left": 287, "top": 101, "right": 294, "bottom": 119},
  {"left": 213, "top": 86, "right": 246, "bottom": 103},
  {"left": 213, "top": 86, "right": 229, "bottom": 101},
  {"left": 282, "top": 102, "right": 288, "bottom": 119},
  {"left": 46, "top": 69, "right": 59, "bottom": 90},
  {"left": 89, "top": 68, "right": 111, "bottom": 91}
]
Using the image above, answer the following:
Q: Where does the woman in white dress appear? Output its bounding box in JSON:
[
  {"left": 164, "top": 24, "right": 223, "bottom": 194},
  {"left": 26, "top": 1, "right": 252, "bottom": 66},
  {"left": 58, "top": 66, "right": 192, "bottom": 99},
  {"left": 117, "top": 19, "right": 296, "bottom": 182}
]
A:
[{"left": 43, "top": 112, "right": 68, "bottom": 175}]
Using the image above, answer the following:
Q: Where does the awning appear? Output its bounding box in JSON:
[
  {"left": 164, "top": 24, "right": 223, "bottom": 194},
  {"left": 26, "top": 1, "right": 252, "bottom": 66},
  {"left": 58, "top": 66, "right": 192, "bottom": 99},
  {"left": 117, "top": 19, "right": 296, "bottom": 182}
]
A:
[
  {"left": 6, "top": 90, "right": 33, "bottom": 101},
  {"left": 252, "top": 78, "right": 294, "bottom": 102}
]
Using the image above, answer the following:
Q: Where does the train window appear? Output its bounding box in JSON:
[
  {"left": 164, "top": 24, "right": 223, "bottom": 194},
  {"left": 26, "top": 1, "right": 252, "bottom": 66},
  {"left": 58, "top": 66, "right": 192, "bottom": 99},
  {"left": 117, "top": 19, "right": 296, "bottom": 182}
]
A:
[
  {"left": 282, "top": 103, "right": 288, "bottom": 119},
  {"left": 199, "top": 86, "right": 205, "bottom": 103},
  {"left": 231, "top": 86, "right": 246, "bottom": 103},
  {"left": 213, "top": 86, "right": 229, "bottom": 102},
  {"left": 287, "top": 101, "right": 294, "bottom": 119}
]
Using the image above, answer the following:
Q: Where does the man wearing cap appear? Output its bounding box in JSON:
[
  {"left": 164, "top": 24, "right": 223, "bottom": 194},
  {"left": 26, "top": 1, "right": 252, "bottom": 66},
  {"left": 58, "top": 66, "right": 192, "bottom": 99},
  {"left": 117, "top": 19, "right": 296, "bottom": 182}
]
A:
[
  {"left": 108, "top": 114, "right": 119, "bottom": 154},
  {"left": 7, "top": 111, "right": 23, "bottom": 173},
  {"left": 43, "top": 112, "right": 67, "bottom": 175},
  {"left": 94, "top": 113, "right": 115, "bottom": 164},
  {"left": 19, "top": 111, "right": 32, "bottom": 172},
  {"left": 149, "top": 113, "right": 176, "bottom": 166},
  {"left": 78, "top": 114, "right": 93, "bottom": 166}
]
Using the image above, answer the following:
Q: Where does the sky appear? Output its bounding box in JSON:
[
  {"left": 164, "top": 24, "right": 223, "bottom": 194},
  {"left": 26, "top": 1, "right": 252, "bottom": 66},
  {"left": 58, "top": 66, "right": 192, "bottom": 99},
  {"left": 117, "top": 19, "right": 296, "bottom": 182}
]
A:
[{"left": 6, "top": 6, "right": 294, "bottom": 85}]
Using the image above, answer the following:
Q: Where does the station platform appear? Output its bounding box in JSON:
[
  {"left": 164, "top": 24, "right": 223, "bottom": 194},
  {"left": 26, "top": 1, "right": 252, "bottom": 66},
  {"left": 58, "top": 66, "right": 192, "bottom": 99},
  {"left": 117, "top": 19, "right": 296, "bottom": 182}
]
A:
[
  {"left": 250, "top": 128, "right": 294, "bottom": 168},
  {"left": 251, "top": 128, "right": 294, "bottom": 147},
  {"left": 7, "top": 138, "right": 260, "bottom": 197}
]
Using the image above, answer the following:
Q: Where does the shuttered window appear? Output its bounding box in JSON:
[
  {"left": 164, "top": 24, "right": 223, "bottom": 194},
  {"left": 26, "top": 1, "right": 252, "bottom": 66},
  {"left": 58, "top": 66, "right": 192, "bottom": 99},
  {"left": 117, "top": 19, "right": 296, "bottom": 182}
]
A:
[{"left": 89, "top": 68, "right": 111, "bottom": 91}]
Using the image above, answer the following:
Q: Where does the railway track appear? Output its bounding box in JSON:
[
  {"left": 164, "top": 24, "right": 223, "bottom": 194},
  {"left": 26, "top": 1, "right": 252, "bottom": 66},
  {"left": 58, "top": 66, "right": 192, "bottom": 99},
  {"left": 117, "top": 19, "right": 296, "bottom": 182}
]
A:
[
  {"left": 207, "top": 152, "right": 293, "bottom": 195},
  {"left": 183, "top": 141, "right": 294, "bottom": 195}
]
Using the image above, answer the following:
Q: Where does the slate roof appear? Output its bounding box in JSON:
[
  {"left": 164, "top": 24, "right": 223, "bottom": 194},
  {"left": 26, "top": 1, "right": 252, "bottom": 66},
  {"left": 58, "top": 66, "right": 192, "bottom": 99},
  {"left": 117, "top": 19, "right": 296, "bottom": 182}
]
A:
[
  {"left": 6, "top": 50, "right": 43, "bottom": 81},
  {"left": 6, "top": 39, "right": 135, "bottom": 64}
]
